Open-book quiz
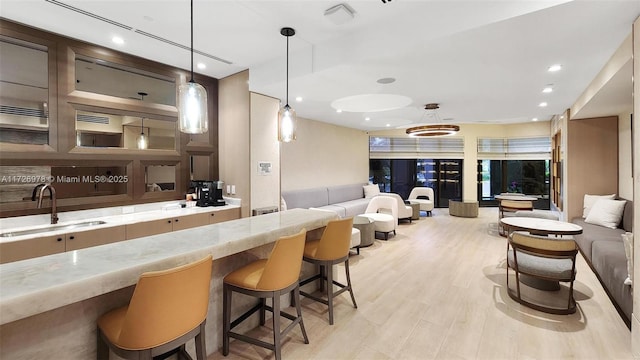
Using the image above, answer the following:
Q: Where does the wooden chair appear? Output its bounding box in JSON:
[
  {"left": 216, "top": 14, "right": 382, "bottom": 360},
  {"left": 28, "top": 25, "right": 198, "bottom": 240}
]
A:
[
  {"left": 498, "top": 199, "right": 533, "bottom": 236},
  {"left": 223, "top": 229, "right": 308, "bottom": 360},
  {"left": 97, "top": 255, "right": 213, "bottom": 360},
  {"left": 299, "top": 218, "right": 357, "bottom": 325},
  {"left": 506, "top": 231, "right": 578, "bottom": 314}
]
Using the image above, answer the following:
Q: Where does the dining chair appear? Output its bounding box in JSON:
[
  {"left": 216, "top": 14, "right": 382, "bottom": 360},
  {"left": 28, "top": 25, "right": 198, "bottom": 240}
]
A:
[{"left": 506, "top": 231, "right": 578, "bottom": 314}]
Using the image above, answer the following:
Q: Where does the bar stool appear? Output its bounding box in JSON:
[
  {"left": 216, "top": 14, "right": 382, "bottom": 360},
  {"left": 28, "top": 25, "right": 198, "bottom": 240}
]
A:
[
  {"left": 299, "top": 218, "right": 357, "bottom": 325},
  {"left": 223, "top": 229, "right": 309, "bottom": 360},
  {"left": 97, "top": 255, "right": 213, "bottom": 360}
]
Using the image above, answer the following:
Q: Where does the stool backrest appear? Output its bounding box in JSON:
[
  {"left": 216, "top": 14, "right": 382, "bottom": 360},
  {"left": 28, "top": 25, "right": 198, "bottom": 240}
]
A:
[
  {"left": 257, "top": 228, "right": 307, "bottom": 290},
  {"left": 314, "top": 218, "right": 354, "bottom": 260},
  {"left": 118, "top": 255, "right": 213, "bottom": 349}
]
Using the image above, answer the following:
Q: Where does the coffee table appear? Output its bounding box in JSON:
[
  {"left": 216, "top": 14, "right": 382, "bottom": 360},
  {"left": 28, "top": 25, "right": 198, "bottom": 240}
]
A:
[{"left": 500, "top": 217, "right": 583, "bottom": 237}]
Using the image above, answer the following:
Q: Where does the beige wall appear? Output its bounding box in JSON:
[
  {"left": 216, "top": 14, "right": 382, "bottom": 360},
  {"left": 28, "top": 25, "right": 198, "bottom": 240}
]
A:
[
  {"left": 618, "top": 110, "right": 633, "bottom": 200},
  {"left": 218, "top": 70, "right": 251, "bottom": 217},
  {"left": 631, "top": 15, "right": 640, "bottom": 359},
  {"left": 370, "top": 122, "right": 551, "bottom": 201},
  {"left": 280, "top": 117, "right": 369, "bottom": 191},
  {"left": 250, "top": 93, "right": 281, "bottom": 210}
]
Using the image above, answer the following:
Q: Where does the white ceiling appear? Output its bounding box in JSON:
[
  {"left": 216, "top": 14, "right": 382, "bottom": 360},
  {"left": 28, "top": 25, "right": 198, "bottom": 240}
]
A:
[{"left": 1, "top": 0, "right": 638, "bottom": 131}]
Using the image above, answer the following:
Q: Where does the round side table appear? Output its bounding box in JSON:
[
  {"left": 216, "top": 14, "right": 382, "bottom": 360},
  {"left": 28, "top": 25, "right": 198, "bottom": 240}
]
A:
[
  {"left": 407, "top": 201, "right": 420, "bottom": 220},
  {"left": 353, "top": 215, "right": 375, "bottom": 247}
]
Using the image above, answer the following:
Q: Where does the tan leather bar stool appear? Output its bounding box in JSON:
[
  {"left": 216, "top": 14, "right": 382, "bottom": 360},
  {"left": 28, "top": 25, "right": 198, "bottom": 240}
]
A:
[
  {"left": 97, "top": 255, "right": 213, "bottom": 360},
  {"left": 223, "top": 229, "right": 309, "bottom": 360},
  {"left": 299, "top": 218, "right": 357, "bottom": 325}
]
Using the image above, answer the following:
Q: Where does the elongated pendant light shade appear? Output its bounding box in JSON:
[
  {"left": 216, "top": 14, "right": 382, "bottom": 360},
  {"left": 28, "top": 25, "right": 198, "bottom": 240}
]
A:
[
  {"left": 178, "top": 0, "right": 208, "bottom": 134},
  {"left": 137, "top": 92, "right": 148, "bottom": 149},
  {"left": 278, "top": 27, "right": 296, "bottom": 142}
]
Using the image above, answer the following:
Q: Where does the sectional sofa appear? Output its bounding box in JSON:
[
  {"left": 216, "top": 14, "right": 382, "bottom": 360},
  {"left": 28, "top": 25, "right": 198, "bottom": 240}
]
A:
[
  {"left": 572, "top": 199, "right": 633, "bottom": 325},
  {"left": 282, "top": 183, "right": 371, "bottom": 218}
]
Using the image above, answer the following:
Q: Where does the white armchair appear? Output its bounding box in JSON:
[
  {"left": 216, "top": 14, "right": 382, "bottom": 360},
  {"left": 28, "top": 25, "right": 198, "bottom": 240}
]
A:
[
  {"left": 379, "top": 193, "right": 413, "bottom": 224},
  {"left": 408, "top": 187, "right": 435, "bottom": 216},
  {"left": 363, "top": 196, "right": 398, "bottom": 240}
]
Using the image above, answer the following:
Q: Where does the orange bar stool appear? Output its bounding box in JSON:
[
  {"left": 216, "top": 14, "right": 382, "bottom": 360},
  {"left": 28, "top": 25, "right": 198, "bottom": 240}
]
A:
[
  {"left": 97, "top": 255, "right": 213, "bottom": 360},
  {"left": 223, "top": 229, "right": 309, "bottom": 360},
  {"left": 299, "top": 218, "right": 357, "bottom": 325}
]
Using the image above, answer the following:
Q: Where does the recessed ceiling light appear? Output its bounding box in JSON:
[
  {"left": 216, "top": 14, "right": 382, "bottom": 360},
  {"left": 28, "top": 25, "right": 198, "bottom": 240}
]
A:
[
  {"left": 386, "top": 124, "right": 390, "bottom": 127},
  {"left": 539, "top": 102, "right": 548, "bottom": 107},
  {"left": 112, "top": 36, "right": 124, "bottom": 45},
  {"left": 197, "top": 63, "right": 206, "bottom": 70},
  {"left": 336, "top": 109, "right": 342, "bottom": 113},
  {"left": 532, "top": 118, "right": 539, "bottom": 122},
  {"left": 560, "top": 115, "right": 565, "bottom": 119},
  {"left": 542, "top": 86, "right": 553, "bottom": 93},
  {"left": 548, "top": 64, "right": 562, "bottom": 72},
  {"left": 295, "top": 96, "right": 303, "bottom": 102},
  {"left": 376, "top": 77, "right": 396, "bottom": 84},
  {"left": 365, "top": 117, "right": 371, "bottom": 121}
]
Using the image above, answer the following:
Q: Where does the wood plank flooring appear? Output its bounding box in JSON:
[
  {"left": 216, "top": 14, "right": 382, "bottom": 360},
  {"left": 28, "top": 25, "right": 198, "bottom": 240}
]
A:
[{"left": 208, "top": 208, "right": 632, "bottom": 360}]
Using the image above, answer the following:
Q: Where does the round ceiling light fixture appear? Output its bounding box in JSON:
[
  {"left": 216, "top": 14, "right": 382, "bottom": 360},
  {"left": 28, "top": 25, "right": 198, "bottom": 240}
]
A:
[
  {"left": 376, "top": 77, "right": 396, "bottom": 84},
  {"left": 406, "top": 124, "right": 460, "bottom": 137},
  {"left": 405, "top": 103, "right": 460, "bottom": 137}
]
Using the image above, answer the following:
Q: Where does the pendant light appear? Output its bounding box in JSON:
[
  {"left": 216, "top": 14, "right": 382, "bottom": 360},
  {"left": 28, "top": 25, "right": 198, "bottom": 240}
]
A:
[
  {"left": 137, "top": 92, "right": 148, "bottom": 149},
  {"left": 278, "top": 27, "right": 296, "bottom": 142},
  {"left": 406, "top": 103, "right": 460, "bottom": 137},
  {"left": 178, "top": 0, "right": 208, "bottom": 134}
]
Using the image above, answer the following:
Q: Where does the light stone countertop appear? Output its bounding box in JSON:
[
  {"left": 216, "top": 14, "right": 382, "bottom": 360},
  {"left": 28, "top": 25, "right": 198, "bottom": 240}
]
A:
[
  {"left": 0, "top": 201, "right": 240, "bottom": 243},
  {"left": 0, "top": 208, "right": 337, "bottom": 325}
]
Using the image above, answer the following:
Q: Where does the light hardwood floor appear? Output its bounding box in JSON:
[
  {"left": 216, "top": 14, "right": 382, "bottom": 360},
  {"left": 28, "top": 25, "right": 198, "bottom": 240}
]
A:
[{"left": 209, "top": 208, "right": 632, "bottom": 360}]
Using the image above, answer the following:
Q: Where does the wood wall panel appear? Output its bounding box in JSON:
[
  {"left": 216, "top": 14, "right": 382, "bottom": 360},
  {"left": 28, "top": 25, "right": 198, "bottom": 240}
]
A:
[
  {"left": 0, "top": 19, "right": 219, "bottom": 218},
  {"left": 566, "top": 116, "right": 619, "bottom": 221}
]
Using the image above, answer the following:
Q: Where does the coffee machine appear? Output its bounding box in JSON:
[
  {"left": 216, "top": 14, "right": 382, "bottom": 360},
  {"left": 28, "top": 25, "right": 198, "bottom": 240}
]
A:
[{"left": 190, "top": 180, "right": 226, "bottom": 207}]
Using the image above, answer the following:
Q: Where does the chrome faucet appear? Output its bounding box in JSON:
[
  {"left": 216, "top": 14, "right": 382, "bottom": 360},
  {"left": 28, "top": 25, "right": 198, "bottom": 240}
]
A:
[{"left": 32, "top": 183, "right": 58, "bottom": 224}]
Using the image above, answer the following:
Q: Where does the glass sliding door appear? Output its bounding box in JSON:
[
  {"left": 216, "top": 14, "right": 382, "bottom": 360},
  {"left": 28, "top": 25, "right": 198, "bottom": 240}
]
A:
[
  {"left": 477, "top": 159, "right": 550, "bottom": 209},
  {"left": 436, "top": 160, "right": 463, "bottom": 207},
  {"left": 391, "top": 159, "right": 416, "bottom": 199}
]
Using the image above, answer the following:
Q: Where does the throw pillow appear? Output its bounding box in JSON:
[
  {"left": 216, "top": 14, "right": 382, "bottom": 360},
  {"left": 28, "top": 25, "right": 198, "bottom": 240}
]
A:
[
  {"left": 582, "top": 194, "right": 616, "bottom": 218},
  {"left": 584, "top": 199, "right": 626, "bottom": 229},
  {"left": 363, "top": 184, "right": 380, "bottom": 198},
  {"left": 622, "top": 232, "right": 634, "bottom": 286}
]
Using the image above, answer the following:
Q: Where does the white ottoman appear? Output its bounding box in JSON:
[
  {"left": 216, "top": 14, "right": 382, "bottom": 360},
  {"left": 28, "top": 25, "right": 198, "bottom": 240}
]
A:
[{"left": 362, "top": 213, "right": 395, "bottom": 240}]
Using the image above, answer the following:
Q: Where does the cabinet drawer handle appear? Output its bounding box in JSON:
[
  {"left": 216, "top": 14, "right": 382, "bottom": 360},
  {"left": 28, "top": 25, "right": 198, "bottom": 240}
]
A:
[
  {"left": 167, "top": 220, "right": 172, "bottom": 224},
  {"left": 211, "top": 214, "right": 215, "bottom": 217},
  {"left": 175, "top": 219, "right": 179, "bottom": 222},
  {"left": 69, "top": 236, "right": 75, "bottom": 240},
  {"left": 57, "top": 238, "right": 63, "bottom": 242}
]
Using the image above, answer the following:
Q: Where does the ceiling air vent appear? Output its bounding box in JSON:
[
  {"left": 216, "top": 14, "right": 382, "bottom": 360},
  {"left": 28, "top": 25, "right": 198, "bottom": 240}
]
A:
[
  {"left": 0, "top": 105, "right": 46, "bottom": 118},
  {"left": 45, "top": 0, "right": 232, "bottom": 65},
  {"left": 77, "top": 114, "right": 109, "bottom": 125}
]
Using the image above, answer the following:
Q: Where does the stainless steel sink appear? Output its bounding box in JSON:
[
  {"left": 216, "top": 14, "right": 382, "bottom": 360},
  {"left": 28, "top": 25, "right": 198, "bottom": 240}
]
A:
[{"left": 0, "top": 221, "right": 107, "bottom": 237}]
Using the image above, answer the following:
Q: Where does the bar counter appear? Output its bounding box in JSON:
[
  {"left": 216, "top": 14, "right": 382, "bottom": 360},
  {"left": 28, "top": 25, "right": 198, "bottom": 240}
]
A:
[{"left": 0, "top": 208, "right": 337, "bottom": 359}]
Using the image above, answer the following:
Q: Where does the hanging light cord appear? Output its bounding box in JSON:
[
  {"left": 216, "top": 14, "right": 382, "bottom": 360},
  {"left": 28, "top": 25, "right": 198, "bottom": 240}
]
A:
[
  {"left": 189, "top": 0, "right": 194, "bottom": 83},
  {"left": 285, "top": 34, "right": 289, "bottom": 106}
]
